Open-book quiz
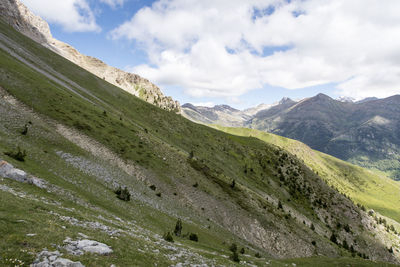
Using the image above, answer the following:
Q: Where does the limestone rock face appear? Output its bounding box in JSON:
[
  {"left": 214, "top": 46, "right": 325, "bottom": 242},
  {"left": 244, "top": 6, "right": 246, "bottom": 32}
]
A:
[{"left": 0, "top": 0, "right": 180, "bottom": 113}]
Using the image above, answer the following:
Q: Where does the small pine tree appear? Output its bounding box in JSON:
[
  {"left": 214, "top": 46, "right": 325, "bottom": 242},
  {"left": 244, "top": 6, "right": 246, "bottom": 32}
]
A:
[
  {"left": 278, "top": 200, "right": 283, "bottom": 210},
  {"left": 330, "top": 233, "right": 337, "bottom": 244},
  {"left": 174, "top": 219, "right": 182, "bottom": 237},
  {"left": 310, "top": 223, "right": 315, "bottom": 231},
  {"left": 230, "top": 180, "right": 236, "bottom": 189},
  {"left": 163, "top": 232, "right": 174, "bottom": 242},
  {"left": 21, "top": 124, "right": 28, "bottom": 135},
  {"left": 254, "top": 252, "right": 261, "bottom": 258},
  {"left": 240, "top": 247, "right": 245, "bottom": 254},
  {"left": 343, "top": 240, "right": 349, "bottom": 250},
  {"left": 115, "top": 186, "right": 130, "bottom": 201},
  {"left": 231, "top": 251, "right": 240, "bottom": 263},
  {"left": 229, "top": 243, "right": 238, "bottom": 253},
  {"left": 189, "top": 233, "right": 198, "bottom": 242},
  {"left": 5, "top": 146, "right": 27, "bottom": 162}
]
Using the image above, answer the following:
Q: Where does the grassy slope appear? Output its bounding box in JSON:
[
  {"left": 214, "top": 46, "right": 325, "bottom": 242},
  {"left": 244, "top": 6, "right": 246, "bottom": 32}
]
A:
[
  {"left": 1, "top": 19, "right": 399, "bottom": 266},
  {"left": 212, "top": 126, "right": 400, "bottom": 223}
]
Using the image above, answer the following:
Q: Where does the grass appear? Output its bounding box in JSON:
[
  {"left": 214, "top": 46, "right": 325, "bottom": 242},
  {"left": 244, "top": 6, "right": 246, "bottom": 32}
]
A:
[
  {"left": 1, "top": 18, "right": 399, "bottom": 266},
  {"left": 212, "top": 125, "right": 400, "bottom": 223}
]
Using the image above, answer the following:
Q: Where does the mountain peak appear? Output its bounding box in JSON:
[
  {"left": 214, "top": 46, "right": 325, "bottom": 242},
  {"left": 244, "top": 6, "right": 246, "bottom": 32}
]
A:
[
  {"left": 279, "top": 97, "right": 294, "bottom": 105},
  {"left": 213, "top": 104, "right": 239, "bottom": 112}
]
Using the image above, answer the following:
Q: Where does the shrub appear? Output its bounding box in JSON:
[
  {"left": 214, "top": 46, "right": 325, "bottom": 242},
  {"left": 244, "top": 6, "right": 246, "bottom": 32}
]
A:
[
  {"left": 254, "top": 252, "right": 261, "bottom": 258},
  {"left": 21, "top": 124, "right": 28, "bottom": 135},
  {"left": 156, "top": 192, "right": 162, "bottom": 197},
  {"left": 343, "top": 240, "right": 349, "bottom": 250},
  {"left": 174, "top": 219, "right": 182, "bottom": 237},
  {"left": 5, "top": 147, "right": 26, "bottom": 162},
  {"left": 278, "top": 200, "right": 283, "bottom": 210},
  {"left": 189, "top": 233, "right": 198, "bottom": 242},
  {"left": 114, "top": 186, "right": 130, "bottom": 201},
  {"left": 163, "top": 232, "right": 174, "bottom": 242},
  {"left": 229, "top": 243, "right": 237, "bottom": 253},
  {"left": 240, "top": 247, "right": 245, "bottom": 254},
  {"left": 310, "top": 223, "right": 315, "bottom": 231},
  {"left": 311, "top": 241, "right": 316, "bottom": 246},
  {"left": 330, "top": 233, "right": 337, "bottom": 244},
  {"left": 149, "top": 184, "right": 156, "bottom": 191},
  {"left": 231, "top": 251, "right": 240, "bottom": 263},
  {"left": 230, "top": 180, "right": 236, "bottom": 188},
  {"left": 193, "top": 182, "right": 199, "bottom": 188}
]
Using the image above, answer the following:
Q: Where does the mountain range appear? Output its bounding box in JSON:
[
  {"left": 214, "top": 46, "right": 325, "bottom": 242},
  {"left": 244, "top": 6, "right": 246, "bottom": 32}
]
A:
[
  {"left": 1, "top": 1, "right": 400, "bottom": 266},
  {"left": 183, "top": 94, "right": 400, "bottom": 180}
]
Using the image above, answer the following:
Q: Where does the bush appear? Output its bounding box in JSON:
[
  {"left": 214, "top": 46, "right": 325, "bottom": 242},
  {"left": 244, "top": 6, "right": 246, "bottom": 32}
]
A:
[
  {"left": 114, "top": 186, "right": 130, "bottom": 201},
  {"left": 231, "top": 251, "right": 240, "bottom": 263},
  {"left": 21, "top": 124, "right": 28, "bottom": 135},
  {"left": 149, "top": 184, "right": 156, "bottom": 191},
  {"left": 240, "top": 247, "right": 245, "bottom": 254},
  {"left": 310, "top": 223, "right": 315, "bottom": 231},
  {"left": 330, "top": 233, "right": 337, "bottom": 244},
  {"left": 311, "top": 241, "right": 316, "bottom": 246},
  {"left": 189, "top": 233, "right": 198, "bottom": 242},
  {"left": 343, "top": 240, "right": 349, "bottom": 250},
  {"left": 5, "top": 147, "right": 26, "bottom": 162},
  {"left": 254, "top": 252, "right": 261, "bottom": 258},
  {"left": 229, "top": 243, "right": 237, "bottom": 252},
  {"left": 174, "top": 219, "right": 182, "bottom": 237},
  {"left": 163, "top": 232, "right": 174, "bottom": 242}
]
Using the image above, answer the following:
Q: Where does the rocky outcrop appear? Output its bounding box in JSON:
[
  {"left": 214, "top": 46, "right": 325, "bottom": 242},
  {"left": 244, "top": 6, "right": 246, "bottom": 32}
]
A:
[
  {"left": 0, "top": 0, "right": 180, "bottom": 112},
  {"left": 0, "top": 159, "right": 47, "bottom": 188},
  {"left": 32, "top": 250, "right": 84, "bottom": 267}
]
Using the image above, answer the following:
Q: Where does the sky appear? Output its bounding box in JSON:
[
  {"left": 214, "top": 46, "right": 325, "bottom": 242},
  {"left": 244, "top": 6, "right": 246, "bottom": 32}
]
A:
[{"left": 21, "top": 0, "right": 400, "bottom": 109}]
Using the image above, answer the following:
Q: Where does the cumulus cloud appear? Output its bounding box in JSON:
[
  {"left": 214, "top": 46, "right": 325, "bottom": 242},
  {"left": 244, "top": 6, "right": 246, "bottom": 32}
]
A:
[
  {"left": 21, "top": 0, "right": 100, "bottom": 32},
  {"left": 110, "top": 0, "right": 400, "bottom": 99}
]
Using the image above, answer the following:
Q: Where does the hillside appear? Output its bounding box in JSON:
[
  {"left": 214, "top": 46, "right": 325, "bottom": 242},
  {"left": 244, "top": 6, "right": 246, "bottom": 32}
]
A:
[
  {"left": 212, "top": 126, "right": 400, "bottom": 223},
  {"left": 0, "top": 0, "right": 180, "bottom": 112},
  {"left": 1, "top": 10, "right": 400, "bottom": 267}
]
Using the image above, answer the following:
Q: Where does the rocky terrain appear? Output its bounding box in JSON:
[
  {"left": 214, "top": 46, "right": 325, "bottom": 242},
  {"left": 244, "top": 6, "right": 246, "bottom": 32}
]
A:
[
  {"left": 0, "top": 0, "right": 180, "bottom": 112},
  {"left": 1, "top": 2, "right": 400, "bottom": 266}
]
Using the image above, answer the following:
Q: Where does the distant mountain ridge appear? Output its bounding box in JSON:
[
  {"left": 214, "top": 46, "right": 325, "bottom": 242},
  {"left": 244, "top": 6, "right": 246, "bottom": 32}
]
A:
[
  {"left": 0, "top": 0, "right": 180, "bottom": 112},
  {"left": 183, "top": 94, "right": 400, "bottom": 179}
]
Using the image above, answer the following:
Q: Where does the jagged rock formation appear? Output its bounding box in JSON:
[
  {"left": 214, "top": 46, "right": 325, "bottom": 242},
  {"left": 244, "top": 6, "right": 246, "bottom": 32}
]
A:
[{"left": 0, "top": 0, "right": 180, "bottom": 112}]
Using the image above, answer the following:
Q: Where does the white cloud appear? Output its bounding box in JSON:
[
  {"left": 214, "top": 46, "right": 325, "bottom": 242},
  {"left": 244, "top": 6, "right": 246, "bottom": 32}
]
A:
[
  {"left": 191, "top": 102, "right": 215, "bottom": 107},
  {"left": 21, "top": 0, "right": 100, "bottom": 32},
  {"left": 99, "top": 0, "right": 126, "bottom": 8},
  {"left": 110, "top": 0, "right": 400, "bottom": 99}
]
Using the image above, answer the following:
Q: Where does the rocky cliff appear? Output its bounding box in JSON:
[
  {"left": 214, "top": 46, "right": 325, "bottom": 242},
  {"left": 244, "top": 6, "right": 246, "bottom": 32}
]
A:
[{"left": 0, "top": 0, "right": 180, "bottom": 112}]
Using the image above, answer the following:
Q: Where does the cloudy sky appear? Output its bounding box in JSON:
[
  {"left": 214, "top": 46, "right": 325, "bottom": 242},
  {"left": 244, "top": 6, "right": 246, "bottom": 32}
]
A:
[{"left": 21, "top": 0, "right": 400, "bottom": 109}]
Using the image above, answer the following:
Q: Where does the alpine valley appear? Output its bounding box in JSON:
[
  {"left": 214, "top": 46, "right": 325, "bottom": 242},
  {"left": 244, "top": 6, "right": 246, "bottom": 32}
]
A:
[
  {"left": 183, "top": 94, "right": 400, "bottom": 181},
  {"left": 0, "top": 1, "right": 400, "bottom": 266}
]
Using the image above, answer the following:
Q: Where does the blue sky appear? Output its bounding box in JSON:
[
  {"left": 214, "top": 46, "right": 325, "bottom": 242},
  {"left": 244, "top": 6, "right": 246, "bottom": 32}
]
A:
[{"left": 21, "top": 0, "right": 400, "bottom": 109}]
